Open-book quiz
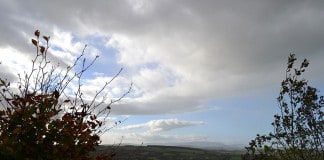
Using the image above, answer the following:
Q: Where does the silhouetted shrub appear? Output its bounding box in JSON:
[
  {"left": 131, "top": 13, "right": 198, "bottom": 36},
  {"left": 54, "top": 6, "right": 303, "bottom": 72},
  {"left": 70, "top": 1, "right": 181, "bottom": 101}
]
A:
[
  {"left": 0, "top": 30, "right": 130, "bottom": 159},
  {"left": 243, "top": 54, "right": 323, "bottom": 160}
]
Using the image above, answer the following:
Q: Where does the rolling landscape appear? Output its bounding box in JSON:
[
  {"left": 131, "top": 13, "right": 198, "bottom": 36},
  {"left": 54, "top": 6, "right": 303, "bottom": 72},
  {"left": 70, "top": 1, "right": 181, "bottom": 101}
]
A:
[{"left": 94, "top": 145, "right": 244, "bottom": 160}]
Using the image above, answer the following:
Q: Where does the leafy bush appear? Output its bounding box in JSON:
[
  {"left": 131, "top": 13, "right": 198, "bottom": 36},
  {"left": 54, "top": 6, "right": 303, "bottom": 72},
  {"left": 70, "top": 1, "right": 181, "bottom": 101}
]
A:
[
  {"left": 243, "top": 54, "right": 323, "bottom": 160},
  {"left": 0, "top": 30, "right": 130, "bottom": 159}
]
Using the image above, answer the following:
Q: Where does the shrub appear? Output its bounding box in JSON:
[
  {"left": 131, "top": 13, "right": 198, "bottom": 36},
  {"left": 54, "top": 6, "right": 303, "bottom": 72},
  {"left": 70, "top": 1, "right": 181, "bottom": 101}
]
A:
[
  {"left": 243, "top": 54, "right": 323, "bottom": 160},
  {"left": 0, "top": 30, "right": 131, "bottom": 159}
]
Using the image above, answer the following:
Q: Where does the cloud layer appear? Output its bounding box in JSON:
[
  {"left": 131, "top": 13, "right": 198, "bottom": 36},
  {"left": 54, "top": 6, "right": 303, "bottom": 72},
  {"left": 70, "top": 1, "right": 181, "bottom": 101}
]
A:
[
  {"left": 1, "top": 0, "right": 323, "bottom": 120},
  {"left": 118, "top": 119, "right": 204, "bottom": 133},
  {"left": 102, "top": 118, "right": 205, "bottom": 144}
]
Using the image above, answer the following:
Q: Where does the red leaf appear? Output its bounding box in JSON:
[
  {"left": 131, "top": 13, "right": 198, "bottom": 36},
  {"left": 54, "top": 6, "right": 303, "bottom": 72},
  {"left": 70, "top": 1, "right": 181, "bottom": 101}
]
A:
[
  {"left": 12, "top": 100, "right": 18, "bottom": 106},
  {"left": 31, "top": 39, "right": 37, "bottom": 46},
  {"left": 62, "top": 114, "right": 71, "bottom": 121},
  {"left": 81, "top": 123, "right": 87, "bottom": 130}
]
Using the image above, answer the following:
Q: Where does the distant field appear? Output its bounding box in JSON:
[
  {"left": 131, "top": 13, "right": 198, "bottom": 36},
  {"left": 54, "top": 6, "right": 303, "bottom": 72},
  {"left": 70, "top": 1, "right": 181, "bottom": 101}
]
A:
[{"left": 94, "top": 145, "right": 244, "bottom": 160}]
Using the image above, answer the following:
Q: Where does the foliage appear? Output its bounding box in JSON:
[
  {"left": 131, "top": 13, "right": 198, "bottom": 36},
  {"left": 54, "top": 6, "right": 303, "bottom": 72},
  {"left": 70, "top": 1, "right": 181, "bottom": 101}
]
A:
[
  {"left": 243, "top": 54, "right": 324, "bottom": 160},
  {"left": 0, "top": 30, "right": 130, "bottom": 159}
]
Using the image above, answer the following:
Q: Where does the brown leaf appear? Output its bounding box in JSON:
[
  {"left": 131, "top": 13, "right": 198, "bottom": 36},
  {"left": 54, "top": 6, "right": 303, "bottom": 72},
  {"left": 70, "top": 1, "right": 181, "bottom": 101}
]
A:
[
  {"left": 81, "top": 123, "right": 87, "bottom": 130},
  {"left": 53, "top": 90, "right": 59, "bottom": 99},
  {"left": 91, "top": 123, "right": 97, "bottom": 129},
  {"left": 62, "top": 114, "right": 71, "bottom": 121},
  {"left": 31, "top": 39, "right": 37, "bottom": 46},
  {"left": 40, "top": 46, "right": 45, "bottom": 54},
  {"left": 63, "top": 99, "right": 70, "bottom": 103},
  {"left": 35, "top": 30, "right": 40, "bottom": 37},
  {"left": 12, "top": 100, "right": 18, "bottom": 106},
  {"left": 43, "top": 36, "right": 49, "bottom": 41},
  {"left": 13, "top": 127, "right": 21, "bottom": 134}
]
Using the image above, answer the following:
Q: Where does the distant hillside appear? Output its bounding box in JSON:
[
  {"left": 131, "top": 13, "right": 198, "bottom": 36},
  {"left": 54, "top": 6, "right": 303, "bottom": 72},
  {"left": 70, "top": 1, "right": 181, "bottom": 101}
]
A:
[
  {"left": 93, "top": 145, "right": 243, "bottom": 160},
  {"left": 147, "top": 141, "right": 244, "bottom": 150}
]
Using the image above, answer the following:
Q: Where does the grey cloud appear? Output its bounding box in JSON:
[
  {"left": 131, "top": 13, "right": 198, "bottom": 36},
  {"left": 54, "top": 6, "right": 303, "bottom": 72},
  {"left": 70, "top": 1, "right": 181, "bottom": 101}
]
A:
[
  {"left": 112, "top": 96, "right": 203, "bottom": 115},
  {"left": 1, "top": 0, "right": 323, "bottom": 115},
  {"left": 3, "top": 0, "right": 324, "bottom": 69}
]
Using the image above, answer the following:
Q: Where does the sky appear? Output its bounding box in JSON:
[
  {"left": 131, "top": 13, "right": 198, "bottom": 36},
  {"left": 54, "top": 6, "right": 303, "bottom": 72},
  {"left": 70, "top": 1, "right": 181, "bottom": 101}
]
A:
[{"left": 0, "top": 0, "right": 324, "bottom": 147}]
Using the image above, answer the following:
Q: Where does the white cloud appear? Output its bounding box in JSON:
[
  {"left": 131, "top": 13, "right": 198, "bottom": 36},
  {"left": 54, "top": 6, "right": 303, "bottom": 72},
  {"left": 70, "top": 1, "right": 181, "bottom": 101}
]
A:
[
  {"left": 118, "top": 119, "right": 204, "bottom": 133},
  {"left": 77, "top": 75, "right": 131, "bottom": 100},
  {"left": 0, "top": 46, "right": 31, "bottom": 81},
  {"left": 102, "top": 118, "right": 206, "bottom": 144},
  {"left": 48, "top": 29, "right": 86, "bottom": 66}
]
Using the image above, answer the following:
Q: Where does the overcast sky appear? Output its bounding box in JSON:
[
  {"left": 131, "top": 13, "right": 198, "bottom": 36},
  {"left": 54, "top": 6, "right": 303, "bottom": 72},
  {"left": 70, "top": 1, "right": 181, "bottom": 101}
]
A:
[{"left": 1, "top": 0, "right": 324, "bottom": 146}]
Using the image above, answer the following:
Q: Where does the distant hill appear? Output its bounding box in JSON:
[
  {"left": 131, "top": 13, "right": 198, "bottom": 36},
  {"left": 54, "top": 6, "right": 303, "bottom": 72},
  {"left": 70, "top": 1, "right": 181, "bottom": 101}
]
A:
[
  {"left": 93, "top": 145, "right": 244, "bottom": 160},
  {"left": 147, "top": 141, "right": 244, "bottom": 150}
]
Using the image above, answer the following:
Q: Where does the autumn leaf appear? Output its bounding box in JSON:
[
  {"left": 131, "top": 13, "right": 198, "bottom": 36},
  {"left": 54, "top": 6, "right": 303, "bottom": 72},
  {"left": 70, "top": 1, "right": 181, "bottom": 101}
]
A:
[
  {"left": 53, "top": 90, "right": 59, "bottom": 99},
  {"left": 81, "top": 123, "right": 87, "bottom": 130},
  {"left": 13, "top": 127, "right": 21, "bottom": 134},
  {"left": 43, "top": 36, "right": 49, "bottom": 42},
  {"left": 34, "top": 30, "right": 40, "bottom": 37},
  {"left": 31, "top": 39, "right": 37, "bottom": 46},
  {"left": 11, "top": 100, "right": 18, "bottom": 106},
  {"left": 40, "top": 46, "right": 45, "bottom": 54}
]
